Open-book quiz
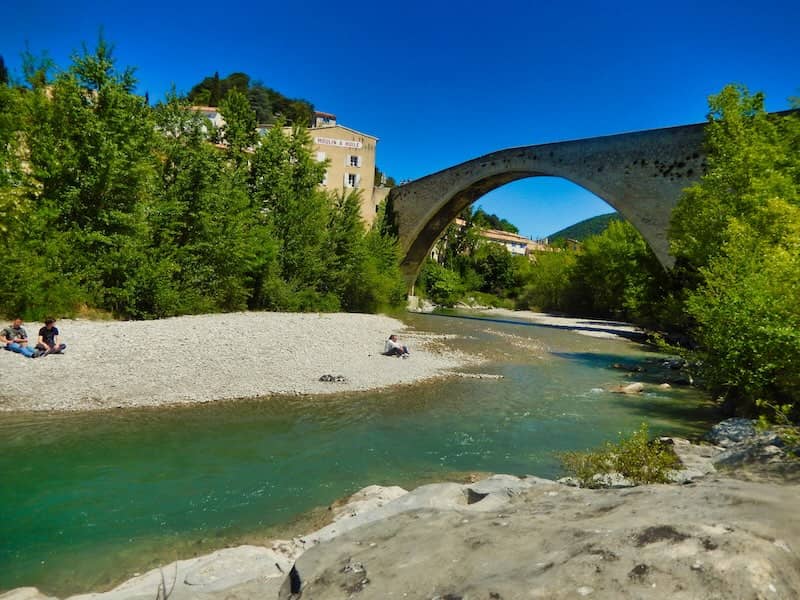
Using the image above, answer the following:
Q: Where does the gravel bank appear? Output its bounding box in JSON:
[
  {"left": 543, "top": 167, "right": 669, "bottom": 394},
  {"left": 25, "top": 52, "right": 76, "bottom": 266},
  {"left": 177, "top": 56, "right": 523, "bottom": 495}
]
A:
[{"left": 0, "top": 312, "right": 475, "bottom": 412}]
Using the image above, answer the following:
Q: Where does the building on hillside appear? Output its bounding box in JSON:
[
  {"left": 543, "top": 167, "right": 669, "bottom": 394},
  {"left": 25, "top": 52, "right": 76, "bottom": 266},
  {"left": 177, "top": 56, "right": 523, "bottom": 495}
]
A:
[
  {"left": 452, "top": 218, "right": 550, "bottom": 256},
  {"left": 479, "top": 228, "right": 550, "bottom": 255},
  {"left": 190, "top": 106, "right": 226, "bottom": 130},
  {"left": 192, "top": 106, "right": 390, "bottom": 226}
]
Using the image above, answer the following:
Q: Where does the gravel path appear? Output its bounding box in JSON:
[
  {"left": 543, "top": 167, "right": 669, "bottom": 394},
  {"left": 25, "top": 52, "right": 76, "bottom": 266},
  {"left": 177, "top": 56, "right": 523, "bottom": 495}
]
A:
[{"left": 0, "top": 312, "right": 474, "bottom": 412}]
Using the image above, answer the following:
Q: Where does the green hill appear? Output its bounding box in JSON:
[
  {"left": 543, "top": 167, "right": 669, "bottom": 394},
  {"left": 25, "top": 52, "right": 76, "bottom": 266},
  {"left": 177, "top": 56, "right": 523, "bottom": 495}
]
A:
[{"left": 548, "top": 212, "right": 622, "bottom": 241}]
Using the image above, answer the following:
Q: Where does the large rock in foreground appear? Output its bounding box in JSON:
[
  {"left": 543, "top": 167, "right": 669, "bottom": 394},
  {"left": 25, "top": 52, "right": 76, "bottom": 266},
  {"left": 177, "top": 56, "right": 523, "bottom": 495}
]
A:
[{"left": 280, "top": 475, "right": 800, "bottom": 599}]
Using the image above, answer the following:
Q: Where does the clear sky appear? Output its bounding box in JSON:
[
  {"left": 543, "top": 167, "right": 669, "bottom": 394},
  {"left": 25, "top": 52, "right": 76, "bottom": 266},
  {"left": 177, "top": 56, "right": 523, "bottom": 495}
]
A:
[{"left": 3, "top": 0, "right": 798, "bottom": 238}]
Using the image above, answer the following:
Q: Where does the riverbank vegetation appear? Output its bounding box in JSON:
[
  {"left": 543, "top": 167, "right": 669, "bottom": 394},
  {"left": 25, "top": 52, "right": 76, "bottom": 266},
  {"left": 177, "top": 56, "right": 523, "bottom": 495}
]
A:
[
  {"left": 559, "top": 423, "right": 680, "bottom": 487},
  {"left": 418, "top": 85, "right": 799, "bottom": 419},
  {"left": 0, "top": 41, "right": 406, "bottom": 319}
]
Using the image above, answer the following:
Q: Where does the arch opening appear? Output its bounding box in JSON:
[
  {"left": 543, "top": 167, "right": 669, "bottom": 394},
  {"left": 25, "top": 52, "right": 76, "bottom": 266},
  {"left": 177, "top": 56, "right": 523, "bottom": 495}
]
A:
[{"left": 399, "top": 172, "right": 644, "bottom": 288}]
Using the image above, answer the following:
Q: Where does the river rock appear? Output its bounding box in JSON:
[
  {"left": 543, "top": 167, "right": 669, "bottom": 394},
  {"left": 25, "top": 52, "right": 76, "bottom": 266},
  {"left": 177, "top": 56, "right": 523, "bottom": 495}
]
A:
[
  {"left": 610, "top": 382, "right": 644, "bottom": 394},
  {"left": 705, "top": 418, "right": 757, "bottom": 447},
  {"left": 329, "top": 485, "right": 408, "bottom": 522},
  {"left": 65, "top": 545, "right": 292, "bottom": 600},
  {"left": 278, "top": 474, "right": 800, "bottom": 599},
  {"left": 0, "top": 589, "right": 58, "bottom": 600}
]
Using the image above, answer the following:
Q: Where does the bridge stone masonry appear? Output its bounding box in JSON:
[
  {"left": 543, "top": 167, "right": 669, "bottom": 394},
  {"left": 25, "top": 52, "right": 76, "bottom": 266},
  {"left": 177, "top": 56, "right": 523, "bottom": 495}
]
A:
[{"left": 388, "top": 119, "right": 714, "bottom": 288}]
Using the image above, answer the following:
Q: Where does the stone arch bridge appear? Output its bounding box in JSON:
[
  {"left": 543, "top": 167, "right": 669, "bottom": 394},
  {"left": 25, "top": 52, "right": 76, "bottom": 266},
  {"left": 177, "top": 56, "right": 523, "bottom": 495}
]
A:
[{"left": 388, "top": 119, "right": 713, "bottom": 288}]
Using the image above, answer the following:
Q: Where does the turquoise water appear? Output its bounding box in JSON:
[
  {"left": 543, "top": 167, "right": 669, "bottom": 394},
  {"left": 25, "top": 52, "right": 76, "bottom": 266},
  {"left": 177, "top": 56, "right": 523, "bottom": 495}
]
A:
[{"left": 0, "top": 312, "right": 713, "bottom": 595}]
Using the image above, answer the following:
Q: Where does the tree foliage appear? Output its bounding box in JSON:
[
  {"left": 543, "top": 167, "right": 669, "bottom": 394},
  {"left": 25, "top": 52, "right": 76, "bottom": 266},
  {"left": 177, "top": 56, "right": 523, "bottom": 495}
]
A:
[
  {"left": 187, "top": 71, "right": 314, "bottom": 125},
  {"left": 671, "top": 86, "right": 800, "bottom": 415},
  {"left": 473, "top": 207, "right": 519, "bottom": 233},
  {"left": 0, "top": 40, "right": 405, "bottom": 319}
]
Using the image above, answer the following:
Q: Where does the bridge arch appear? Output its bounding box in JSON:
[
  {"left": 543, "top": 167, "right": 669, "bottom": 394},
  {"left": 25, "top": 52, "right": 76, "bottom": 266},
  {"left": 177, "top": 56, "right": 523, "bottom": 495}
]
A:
[{"left": 388, "top": 120, "right": 709, "bottom": 288}]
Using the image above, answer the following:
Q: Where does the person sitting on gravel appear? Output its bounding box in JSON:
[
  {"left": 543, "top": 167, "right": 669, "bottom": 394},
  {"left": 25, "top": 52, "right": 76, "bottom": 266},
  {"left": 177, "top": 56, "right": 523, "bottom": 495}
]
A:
[
  {"left": 36, "top": 317, "right": 67, "bottom": 356},
  {"left": 382, "top": 334, "right": 410, "bottom": 358},
  {"left": 1, "top": 317, "right": 38, "bottom": 358}
]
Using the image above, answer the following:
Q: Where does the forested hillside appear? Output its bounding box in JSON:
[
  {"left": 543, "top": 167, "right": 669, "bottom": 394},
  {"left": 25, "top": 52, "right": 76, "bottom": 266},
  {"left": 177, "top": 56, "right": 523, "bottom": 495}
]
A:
[
  {"left": 548, "top": 212, "right": 621, "bottom": 241},
  {"left": 187, "top": 71, "right": 314, "bottom": 126}
]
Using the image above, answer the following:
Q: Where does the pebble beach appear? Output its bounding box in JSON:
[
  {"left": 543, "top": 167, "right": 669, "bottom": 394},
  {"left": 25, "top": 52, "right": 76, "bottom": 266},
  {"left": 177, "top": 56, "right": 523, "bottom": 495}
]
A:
[{"left": 0, "top": 312, "right": 473, "bottom": 412}]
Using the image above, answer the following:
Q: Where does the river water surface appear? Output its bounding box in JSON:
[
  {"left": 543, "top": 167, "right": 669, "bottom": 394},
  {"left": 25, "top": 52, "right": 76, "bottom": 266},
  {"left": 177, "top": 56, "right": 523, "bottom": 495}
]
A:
[{"left": 0, "top": 311, "right": 714, "bottom": 595}]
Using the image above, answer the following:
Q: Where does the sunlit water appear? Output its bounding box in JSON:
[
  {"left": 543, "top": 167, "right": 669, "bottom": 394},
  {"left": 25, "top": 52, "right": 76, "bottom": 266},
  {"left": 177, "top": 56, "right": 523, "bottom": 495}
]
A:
[{"left": 0, "top": 311, "right": 714, "bottom": 595}]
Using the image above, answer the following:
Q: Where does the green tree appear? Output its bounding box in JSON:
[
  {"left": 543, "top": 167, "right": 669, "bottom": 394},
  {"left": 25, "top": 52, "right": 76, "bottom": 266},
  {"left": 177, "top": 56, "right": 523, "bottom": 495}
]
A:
[
  {"left": 518, "top": 251, "right": 578, "bottom": 312},
  {"left": 569, "top": 221, "right": 665, "bottom": 323},
  {"left": 472, "top": 242, "right": 515, "bottom": 295},
  {"left": 0, "top": 55, "right": 8, "bottom": 86},
  {"left": 473, "top": 207, "right": 519, "bottom": 233},
  {"left": 150, "top": 93, "right": 267, "bottom": 315},
  {"left": 418, "top": 260, "right": 465, "bottom": 306},
  {"left": 687, "top": 201, "right": 800, "bottom": 414},
  {"left": 669, "top": 85, "right": 800, "bottom": 416},
  {"left": 247, "top": 85, "right": 272, "bottom": 123},
  {"left": 219, "top": 89, "right": 257, "bottom": 157},
  {"left": 670, "top": 85, "right": 799, "bottom": 272},
  {"left": 0, "top": 77, "right": 27, "bottom": 234},
  {"left": 249, "top": 123, "right": 330, "bottom": 309},
  {"left": 12, "top": 38, "right": 160, "bottom": 317}
]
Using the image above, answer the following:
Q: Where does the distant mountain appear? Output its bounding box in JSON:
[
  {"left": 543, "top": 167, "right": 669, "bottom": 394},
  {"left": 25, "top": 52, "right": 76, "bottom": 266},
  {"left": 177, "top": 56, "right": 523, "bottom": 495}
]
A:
[{"left": 548, "top": 212, "right": 622, "bottom": 242}]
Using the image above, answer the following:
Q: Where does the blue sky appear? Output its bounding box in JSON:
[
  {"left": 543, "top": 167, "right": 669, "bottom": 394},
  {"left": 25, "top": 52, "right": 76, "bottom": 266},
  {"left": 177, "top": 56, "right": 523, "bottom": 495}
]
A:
[{"left": 3, "top": 0, "right": 798, "bottom": 237}]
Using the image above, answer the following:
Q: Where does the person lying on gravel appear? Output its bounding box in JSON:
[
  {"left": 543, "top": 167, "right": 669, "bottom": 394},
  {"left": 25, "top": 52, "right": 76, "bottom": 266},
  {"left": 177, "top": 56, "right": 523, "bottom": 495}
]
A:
[
  {"left": 382, "top": 334, "right": 410, "bottom": 358},
  {"left": 1, "top": 317, "right": 38, "bottom": 358},
  {"left": 36, "top": 317, "right": 67, "bottom": 356}
]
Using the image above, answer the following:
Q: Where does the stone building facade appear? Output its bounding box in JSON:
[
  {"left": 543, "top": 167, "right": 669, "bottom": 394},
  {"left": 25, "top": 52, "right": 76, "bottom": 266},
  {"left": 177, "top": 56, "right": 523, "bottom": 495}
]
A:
[{"left": 305, "top": 112, "right": 389, "bottom": 225}]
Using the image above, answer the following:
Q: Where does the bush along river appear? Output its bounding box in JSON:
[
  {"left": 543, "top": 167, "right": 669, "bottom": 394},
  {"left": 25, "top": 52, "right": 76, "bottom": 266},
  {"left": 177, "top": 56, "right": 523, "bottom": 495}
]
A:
[{"left": 0, "top": 311, "right": 714, "bottom": 595}]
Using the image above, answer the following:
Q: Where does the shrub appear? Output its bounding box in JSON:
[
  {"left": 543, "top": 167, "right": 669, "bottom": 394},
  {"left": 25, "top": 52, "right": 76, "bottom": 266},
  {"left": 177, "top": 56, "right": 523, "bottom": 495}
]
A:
[{"left": 559, "top": 424, "right": 681, "bottom": 487}]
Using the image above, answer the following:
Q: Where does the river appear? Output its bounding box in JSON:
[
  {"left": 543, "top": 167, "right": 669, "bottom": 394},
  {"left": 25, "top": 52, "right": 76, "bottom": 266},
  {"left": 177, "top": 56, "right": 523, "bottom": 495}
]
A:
[{"left": 0, "top": 311, "right": 714, "bottom": 595}]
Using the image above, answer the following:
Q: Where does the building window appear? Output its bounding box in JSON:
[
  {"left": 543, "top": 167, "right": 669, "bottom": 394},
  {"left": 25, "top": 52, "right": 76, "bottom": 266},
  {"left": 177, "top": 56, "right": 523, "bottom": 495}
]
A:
[
  {"left": 348, "top": 154, "right": 362, "bottom": 167},
  {"left": 345, "top": 173, "right": 360, "bottom": 188},
  {"left": 316, "top": 151, "right": 326, "bottom": 162},
  {"left": 322, "top": 170, "right": 328, "bottom": 186}
]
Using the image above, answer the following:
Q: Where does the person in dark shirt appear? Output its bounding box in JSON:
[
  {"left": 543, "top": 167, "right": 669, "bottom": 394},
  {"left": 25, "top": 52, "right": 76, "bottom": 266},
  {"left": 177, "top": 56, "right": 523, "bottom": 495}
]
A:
[{"left": 36, "top": 317, "right": 67, "bottom": 356}]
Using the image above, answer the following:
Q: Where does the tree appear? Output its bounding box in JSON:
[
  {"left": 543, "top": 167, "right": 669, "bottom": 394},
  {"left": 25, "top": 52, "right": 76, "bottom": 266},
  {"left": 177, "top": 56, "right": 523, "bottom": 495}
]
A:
[
  {"left": 670, "top": 85, "right": 800, "bottom": 416},
  {"left": 0, "top": 55, "right": 8, "bottom": 86},
  {"left": 569, "top": 221, "right": 665, "bottom": 322},
  {"left": 472, "top": 242, "right": 515, "bottom": 295},
  {"left": 670, "top": 85, "right": 799, "bottom": 272},
  {"left": 12, "top": 37, "right": 159, "bottom": 316},
  {"left": 0, "top": 73, "right": 26, "bottom": 234},
  {"left": 187, "top": 72, "right": 314, "bottom": 125},
  {"left": 518, "top": 251, "right": 577, "bottom": 312},
  {"left": 473, "top": 207, "right": 519, "bottom": 233},
  {"left": 219, "top": 89, "right": 257, "bottom": 157},
  {"left": 687, "top": 200, "right": 800, "bottom": 413},
  {"left": 247, "top": 85, "right": 272, "bottom": 123},
  {"left": 249, "top": 123, "right": 330, "bottom": 309},
  {"left": 149, "top": 94, "right": 267, "bottom": 315}
]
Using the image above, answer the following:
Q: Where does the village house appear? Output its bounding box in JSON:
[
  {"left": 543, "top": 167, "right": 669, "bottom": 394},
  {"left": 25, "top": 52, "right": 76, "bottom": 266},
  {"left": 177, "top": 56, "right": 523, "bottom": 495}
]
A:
[{"left": 192, "top": 107, "right": 390, "bottom": 226}]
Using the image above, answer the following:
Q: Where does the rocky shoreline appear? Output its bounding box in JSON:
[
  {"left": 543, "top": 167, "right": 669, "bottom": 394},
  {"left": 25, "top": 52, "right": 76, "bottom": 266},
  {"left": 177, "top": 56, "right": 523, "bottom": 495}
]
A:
[{"left": 4, "top": 419, "right": 798, "bottom": 600}]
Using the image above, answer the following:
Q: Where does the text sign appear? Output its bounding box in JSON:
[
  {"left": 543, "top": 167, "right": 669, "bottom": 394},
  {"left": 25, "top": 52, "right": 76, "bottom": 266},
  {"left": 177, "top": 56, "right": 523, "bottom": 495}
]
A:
[{"left": 315, "top": 136, "right": 362, "bottom": 149}]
